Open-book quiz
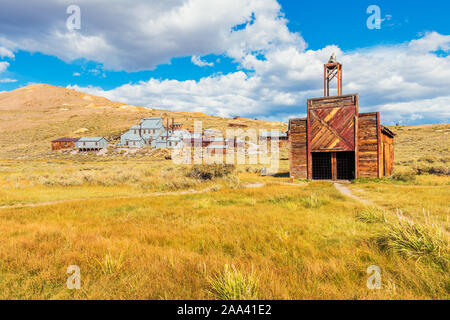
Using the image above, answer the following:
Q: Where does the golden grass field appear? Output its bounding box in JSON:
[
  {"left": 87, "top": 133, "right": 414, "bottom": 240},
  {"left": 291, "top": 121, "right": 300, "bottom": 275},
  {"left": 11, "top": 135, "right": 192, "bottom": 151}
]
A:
[{"left": 0, "top": 85, "right": 448, "bottom": 299}]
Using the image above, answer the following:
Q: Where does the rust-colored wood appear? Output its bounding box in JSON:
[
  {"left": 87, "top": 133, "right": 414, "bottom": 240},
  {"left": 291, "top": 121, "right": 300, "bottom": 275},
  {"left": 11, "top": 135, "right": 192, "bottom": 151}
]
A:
[
  {"left": 354, "top": 115, "right": 359, "bottom": 179},
  {"left": 376, "top": 112, "right": 382, "bottom": 178},
  {"left": 308, "top": 95, "right": 358, "bottom": 153},
  {"left": 307, "top": 100, "right": 312, "bottom": 179},
  {"left": 324, "top": 63, "right": 343, "bottom": 97},
  {"left": 289, "top": 118, "right": 308, "bottom": 179},
  {"left": 380, "top": 131, "right": 395, "bottom": 177},
  {"left": 357, "top": 113, "right": 379, "bottom": 178}
]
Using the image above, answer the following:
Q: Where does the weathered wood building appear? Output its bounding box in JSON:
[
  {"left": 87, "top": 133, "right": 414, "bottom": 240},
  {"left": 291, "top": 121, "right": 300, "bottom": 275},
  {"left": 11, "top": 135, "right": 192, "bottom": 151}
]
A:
[
  {"left": 51, "top": 138, "right": 79, "bottom": 151},
  {"left": 289, "top": 57, "right": 395, "bottom": 180}
]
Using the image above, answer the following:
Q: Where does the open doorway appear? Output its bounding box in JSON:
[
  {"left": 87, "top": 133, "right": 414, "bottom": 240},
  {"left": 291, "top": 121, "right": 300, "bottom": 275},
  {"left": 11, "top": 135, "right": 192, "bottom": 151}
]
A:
[
  {"left": 311, "top": 151, "right": 355, "bottom": 180},
  {"left": 336, "top": 151, "right": 355, "bottom": 180},
  {"left": 312, "top": 152, "right": 332, "bottom": 180}
]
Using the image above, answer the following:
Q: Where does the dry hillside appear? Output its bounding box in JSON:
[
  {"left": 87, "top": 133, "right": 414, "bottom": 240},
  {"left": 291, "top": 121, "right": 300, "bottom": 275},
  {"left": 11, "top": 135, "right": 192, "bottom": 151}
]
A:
[{"left": 0, "top": 84, "right": 287, "bottom": 159}]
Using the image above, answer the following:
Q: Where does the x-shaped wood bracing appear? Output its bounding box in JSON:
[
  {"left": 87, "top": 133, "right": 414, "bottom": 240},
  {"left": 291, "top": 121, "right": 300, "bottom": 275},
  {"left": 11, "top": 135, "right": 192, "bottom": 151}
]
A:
[{"left": 309, "top": 109, "right": 354, "bottom": 150}]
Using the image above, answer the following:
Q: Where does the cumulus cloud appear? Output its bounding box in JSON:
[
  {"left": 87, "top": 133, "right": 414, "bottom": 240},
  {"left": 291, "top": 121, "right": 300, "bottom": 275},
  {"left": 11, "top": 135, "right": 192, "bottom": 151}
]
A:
[
  {"left": 0, "top": 0, "right": 301, "bottom": 71},
  {"left": 191, "top": 55, "right": 214, "bottom": 67},
  {"left": 71, "top": 32, "right": 450, "bottom": 124},
  {"left": 1, "top": 0, "right": 449, "bottom": 124}
]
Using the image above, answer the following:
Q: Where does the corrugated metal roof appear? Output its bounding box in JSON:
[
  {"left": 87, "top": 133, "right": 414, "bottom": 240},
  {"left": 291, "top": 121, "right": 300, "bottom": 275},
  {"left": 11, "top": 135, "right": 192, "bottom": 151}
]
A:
[{"left": 77, "top": 137, "right": 106, "bottom": 142}]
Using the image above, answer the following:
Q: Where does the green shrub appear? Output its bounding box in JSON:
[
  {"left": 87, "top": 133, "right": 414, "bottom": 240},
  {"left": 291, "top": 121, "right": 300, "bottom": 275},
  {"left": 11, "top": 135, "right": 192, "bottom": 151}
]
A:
[
  {"left": 208, "top": 265, "right": 259, "bottom": 300},
  {"left": 185, "top": 164, "right": 236, "bottom": 180},
  {"left": 418, "top": 155, "right": 438, "bottom": 164},
  {"left": 415, "top": 164, "right": 449, "bottom": 176},
  {"left": 391, "top": 169, "right": 417, "bottom": 182}
]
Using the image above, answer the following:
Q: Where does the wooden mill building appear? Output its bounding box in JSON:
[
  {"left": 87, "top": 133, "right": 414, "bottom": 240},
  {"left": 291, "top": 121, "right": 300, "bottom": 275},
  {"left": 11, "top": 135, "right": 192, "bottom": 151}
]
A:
[
  {"left": 289, "top": 56, "right": 395, "bottom": 180},
  {"left": 51, "top": 137, "right": 79, "bottom": 151}
]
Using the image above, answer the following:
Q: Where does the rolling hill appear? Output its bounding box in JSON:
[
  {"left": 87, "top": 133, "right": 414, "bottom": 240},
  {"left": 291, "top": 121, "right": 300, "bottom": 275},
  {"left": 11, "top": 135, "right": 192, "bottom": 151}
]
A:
[{"left": 0, "top": 84, "right": 287, "bottom": 159}]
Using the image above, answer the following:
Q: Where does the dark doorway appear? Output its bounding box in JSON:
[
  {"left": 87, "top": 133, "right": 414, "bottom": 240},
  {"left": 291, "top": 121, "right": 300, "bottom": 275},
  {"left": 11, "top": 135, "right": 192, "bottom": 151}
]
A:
[
  {"left": 312, "top": 151, "right": 355, "bottom": 180},
  {"left": 336, "top": 151, "right": 355, "bottom": 180},
  {"left": 312, "top": 152, "right": 332, "bottom": 180}
]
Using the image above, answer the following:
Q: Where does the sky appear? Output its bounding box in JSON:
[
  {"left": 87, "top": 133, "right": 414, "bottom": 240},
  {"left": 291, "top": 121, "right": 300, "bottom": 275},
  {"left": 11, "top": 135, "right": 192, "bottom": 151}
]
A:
[{"left": 0, "top": 0, "right": 449, "bottom": 125}]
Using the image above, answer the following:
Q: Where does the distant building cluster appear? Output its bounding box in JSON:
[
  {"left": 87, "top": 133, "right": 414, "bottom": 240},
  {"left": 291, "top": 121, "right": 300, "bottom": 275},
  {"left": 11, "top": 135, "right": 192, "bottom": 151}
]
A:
[
  {"left": 120, "top": 117, "right": 186, "bottom": 149},
  {"left": 51, "top": 116, "right": 287, "bottom": 154}
]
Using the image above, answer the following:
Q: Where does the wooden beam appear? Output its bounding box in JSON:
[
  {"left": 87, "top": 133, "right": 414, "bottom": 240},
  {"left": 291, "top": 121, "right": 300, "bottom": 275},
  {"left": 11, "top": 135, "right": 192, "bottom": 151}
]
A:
[
  {"left": 354, "top": 115, "right": 359, "bottom": 179},
  {"left": 331, "top": 152, "right": 337, "bottom": 180},
  {"left": 376, "top": 112, "right": 382, "bottom": 178},
  {"left": 307, "top": 102, "right": 312, "bottom": 179}
]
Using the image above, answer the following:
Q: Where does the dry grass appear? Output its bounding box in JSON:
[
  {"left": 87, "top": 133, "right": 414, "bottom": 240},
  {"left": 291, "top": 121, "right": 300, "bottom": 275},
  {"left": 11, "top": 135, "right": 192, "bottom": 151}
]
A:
[
  {"left": 0, "top": 179, "right": 448, "bottom": 299},
  {"left": 0, "top": 87, "right": 448, "bottom": 299}
]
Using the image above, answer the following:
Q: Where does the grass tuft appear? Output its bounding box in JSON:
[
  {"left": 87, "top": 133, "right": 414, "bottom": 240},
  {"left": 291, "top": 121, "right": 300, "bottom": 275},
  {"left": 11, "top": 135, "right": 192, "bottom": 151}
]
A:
[
  {"left": 377, "top": 217, "right": 448, "bottom": 270},
  {"left": 96, "top": 252, "right": 124, "bottom": 275},
  {"left": 302, "top": 194, "right": 324, "bottom": 208},
  {"left": 208, "top": 265, "right": 259, "bottom": 300},
  {"left": 356, "top": 207, "right": 387, "bottom": 224}
]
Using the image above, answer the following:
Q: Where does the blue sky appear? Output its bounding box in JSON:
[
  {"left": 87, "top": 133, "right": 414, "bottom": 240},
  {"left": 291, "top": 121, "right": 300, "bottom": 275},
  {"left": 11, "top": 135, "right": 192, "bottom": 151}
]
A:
[{"left": 0, "top": 0, "right": 449, "bottom": 124}]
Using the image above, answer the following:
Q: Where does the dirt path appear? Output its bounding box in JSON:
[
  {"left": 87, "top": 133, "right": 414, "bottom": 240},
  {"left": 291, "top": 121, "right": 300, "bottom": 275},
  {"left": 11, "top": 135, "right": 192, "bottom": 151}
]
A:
[
  {"left": 0, "top": 181, "right": 306, "bottom": 210},
  {"left": 333, "top": 182, "right": 376, "bottom": 206}
]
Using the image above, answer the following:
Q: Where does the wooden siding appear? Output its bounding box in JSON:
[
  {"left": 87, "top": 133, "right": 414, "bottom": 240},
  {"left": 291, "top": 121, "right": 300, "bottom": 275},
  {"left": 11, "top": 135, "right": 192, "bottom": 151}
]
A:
[
  {"left": 289, "top": 118, "right": 308, "bottom": 179},
  {"left": 358, "top": 112, "right": 379, "bottom": 178},
  {"left": 381, "top": 132, "right": 394, "bottom": 176},
  {"left": 307, "top": 95, "right": 358, "bottom": 153},
  {"left": 51, "top": 141, "right": 76, "bottom": 151}
]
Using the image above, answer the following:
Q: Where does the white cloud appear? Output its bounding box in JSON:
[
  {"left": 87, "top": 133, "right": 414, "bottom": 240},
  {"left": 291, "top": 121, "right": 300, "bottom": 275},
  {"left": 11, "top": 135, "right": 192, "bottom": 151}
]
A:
[
  {"left": 191, "top": 55, "right": 214, "bottom": 67},
  {"left": 0, "top": 0, "right": 449, "bottom": 124},
  {"left": 0, "top": 0, "right": 301, "bottom": 71},
  {"left": 71, "top": 31, "right": 450, "bottom": 124},
  {"left": 0, "top": 61, "right": 10, "bottom": 73},
  {"left": 0, "top": 78, "right": 17, "bottom": 83},
  {"left": 0, "top": 47, "right": 14, "bottom": 58},
  {"left": 73, "top": 72, "right": 81, "bottom": 76}
]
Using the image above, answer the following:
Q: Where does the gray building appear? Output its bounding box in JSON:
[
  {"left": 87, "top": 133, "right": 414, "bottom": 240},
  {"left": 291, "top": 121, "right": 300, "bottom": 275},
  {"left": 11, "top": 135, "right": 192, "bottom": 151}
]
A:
[
  {"left": 120, "top": 117, "right": 167, "bottom": 147},
  {"left": 76, "top": 137, "right": 108, "bottom": 151}
]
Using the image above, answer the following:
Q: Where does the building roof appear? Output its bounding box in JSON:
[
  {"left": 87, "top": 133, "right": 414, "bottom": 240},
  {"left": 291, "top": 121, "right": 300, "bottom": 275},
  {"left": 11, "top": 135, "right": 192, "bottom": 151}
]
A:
[
  {"left": 77, "top": 137, "right": 106, "bottom": 142},
  {"left": 140, "top": 117, "right": 163, "bottom": 129},
  {"left": 51, "top": 137, "right": 79, "bottom": 143}
]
